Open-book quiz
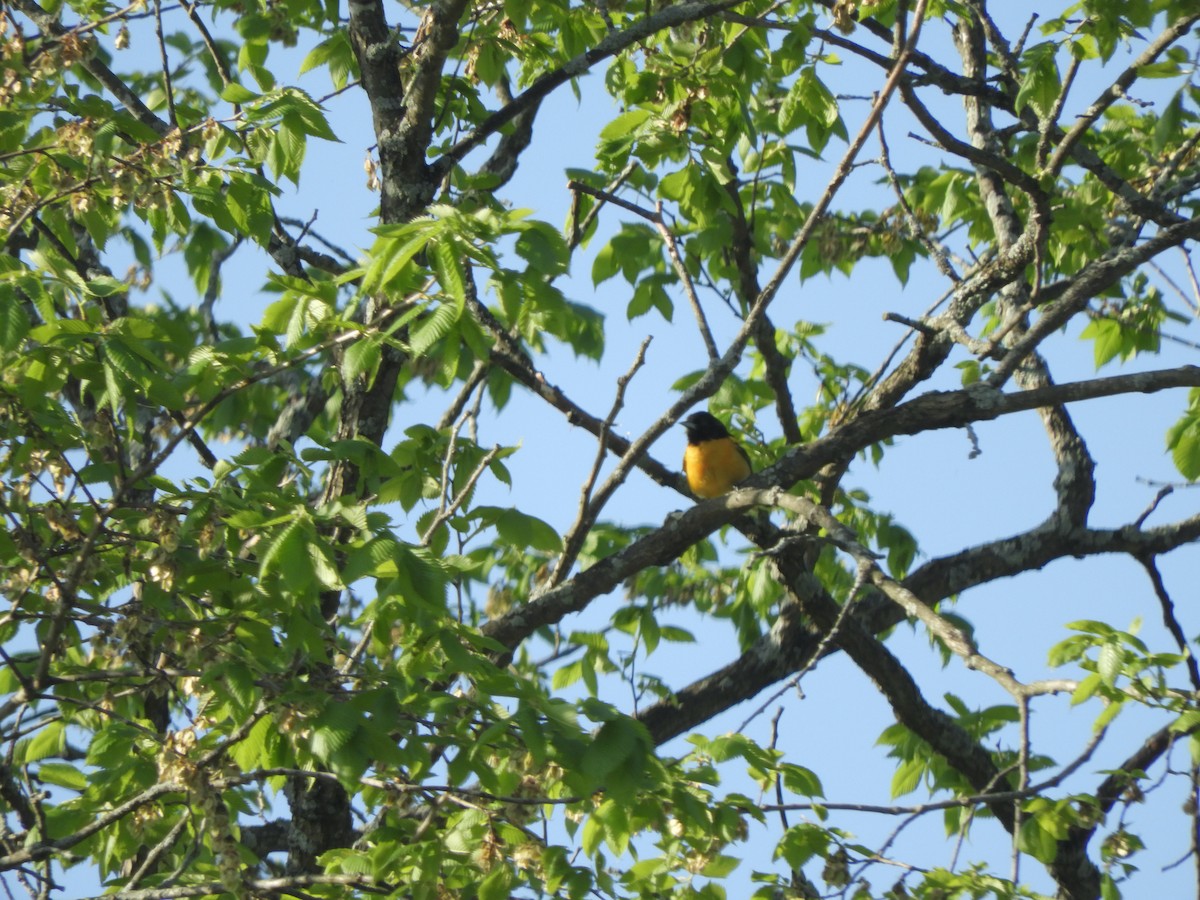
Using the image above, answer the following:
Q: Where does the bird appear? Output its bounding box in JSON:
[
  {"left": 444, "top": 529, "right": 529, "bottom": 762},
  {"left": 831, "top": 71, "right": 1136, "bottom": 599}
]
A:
[{"left": 681, "top": 411, "right": 753, "bottom": 499}]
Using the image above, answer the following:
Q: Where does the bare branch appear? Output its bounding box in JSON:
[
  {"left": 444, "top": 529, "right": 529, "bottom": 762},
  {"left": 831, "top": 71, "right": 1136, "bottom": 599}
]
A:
[
  {"left": 1136, "top": 553, "right": 1200, "bottom": 691},
  {"left": 653, "top": 209, "right": 719, "bottom": 361}
]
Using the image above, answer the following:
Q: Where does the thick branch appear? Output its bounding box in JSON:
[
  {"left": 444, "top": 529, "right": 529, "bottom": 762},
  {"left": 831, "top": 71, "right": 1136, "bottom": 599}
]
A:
[
  {"left": 637, "top": 491, "right": 1200, "bottom": 743},
  {"left": 486, "top": 364, "right": 1200, "bottom": 656},
  {"left": 987, "top": 216, "right": 1200, "bottom": 386},
  {"left": 955, "top": 3, "right": 1096, "bottom": 531},
  {"left": 772, "top": 549, "right": 1018, "bottom": 832}
]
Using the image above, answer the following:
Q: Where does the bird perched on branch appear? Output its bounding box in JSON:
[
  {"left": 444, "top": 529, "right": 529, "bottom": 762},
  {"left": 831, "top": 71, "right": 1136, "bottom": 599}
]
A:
[{"left": 681, "top": 411, "right": 753, "bottom": 499}]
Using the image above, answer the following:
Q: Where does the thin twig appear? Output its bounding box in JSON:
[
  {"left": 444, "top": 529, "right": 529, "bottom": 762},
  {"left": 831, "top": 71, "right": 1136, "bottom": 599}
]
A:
[
  {"left": 567, "top": 162, "right": 638, "bottom": 249},
  {"left": 876, "top": 117, "right": 958, "bottom": 281},
  {"left": 566, "top": 180, "right": 658, "bottom": 222},
  {"left": 1182, "top": 247, "right": 1200, "bottom": 315},
  {"left": 419, "top": 446, "right": 501, "bottom": 546},
  {"left": 152, "top": 0, "right": 177, "bottom": 129},
  {"left": 550, "top": 337, "right": 653, "bottom": 585},
  {"left": 1012, "top": 695, "right": 1030, "bottom": 883},
  {"left": 1136, "top": 553, "right": 1200, "bottom": 691},
  {"left": 1035, "top": 53, "right": 1081, "bottom": 169},
  {"left": 654, "top": 204, "right": 719, "bottom": 360},
  {"left": 734, "top": 551, "right": 866, "bottom": 734},
  {"left": 1135, "top": 485, "right": 1174, "bottom": 528},
  {"left": 182, "top": 0, "right": 232, "bottom": 87},
  {"left": 1045, "top": 12, "right": 1200, "bottom": 177},
  {"left": 436, "top": 360, "right": 489, "bottom": 431}
]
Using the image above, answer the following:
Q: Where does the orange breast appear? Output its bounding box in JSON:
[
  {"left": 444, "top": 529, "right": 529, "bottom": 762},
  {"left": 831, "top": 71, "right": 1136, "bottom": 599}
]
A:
[{"left": 683, "top": 438, "right": 752, "bottom": 499}]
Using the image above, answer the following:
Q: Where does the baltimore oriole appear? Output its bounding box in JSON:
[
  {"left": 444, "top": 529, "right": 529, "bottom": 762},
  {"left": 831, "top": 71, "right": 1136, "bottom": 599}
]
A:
[{"left": 681, "top": 411, "right": 753, "bottom": 499}]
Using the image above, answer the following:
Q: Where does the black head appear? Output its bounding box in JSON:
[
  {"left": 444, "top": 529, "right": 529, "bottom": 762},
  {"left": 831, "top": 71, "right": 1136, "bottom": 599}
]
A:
[{"left": 681, "top": 411, "right": 730, "bottom": 442}]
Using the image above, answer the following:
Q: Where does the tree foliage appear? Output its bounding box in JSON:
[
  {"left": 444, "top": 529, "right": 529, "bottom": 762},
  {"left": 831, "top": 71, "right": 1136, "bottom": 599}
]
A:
[{"left": 2, "top": 0, "right": 1200, "bottom": 898}]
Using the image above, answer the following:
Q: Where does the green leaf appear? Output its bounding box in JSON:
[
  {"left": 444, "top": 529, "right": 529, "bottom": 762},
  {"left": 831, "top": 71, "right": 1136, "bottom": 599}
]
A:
[
  {"left": 780, "top": 764, "right": 823, "bottom": 798},
  {"left": 311, "top": 701, "right": 360, "bottom": 762},
  {"left": 515, "top": 221, "right": 570, "bottom": 277},
  {"left": 0, "top": 298, "right": 30, "bottom": 352},
  {"left": 220, "top": 82, "right": 260, "bottom": 103},
  {"left": 1017, "top": 814, "right": 1059, "bottom": 863},
  {"left": 781, "top": 67, "right": 838, "bottom": 134},
  {"left": 581, "top": 810, "right": 604, "bottom": 856},
  {"left": 408, "top": 302, "right": 460, "bottom": 357},
  {"left": 430, "top": 238, "right": 467, "bottom": 311},
  {"left": 776, "top": 823, "right": 829, "bottom": 870},
  {"left": 268, "top": 114, "right": 308, "bottom": 184},
  {"left": 581, "top": 719, "right": 640, "bottom": 781},
  {"left": 1171, "top": 710, "right": 1200, "bottom": 735},
  {"left": 226, "top": 174, "right": 277, "bottom": 245},
  {"left": 36, "top": 761, "right": 87, "bottom": 791},
  {"left": 1154, "top": 91, "right": 1185, "bottom": 154},
  {"left": 23, "top": 721, "right": 65, "bottom": 763},
  {"left": 260, "top": 517, "right": 314, "bottom": 590},
  {"left": 1080, "top": 318, "right": 1124, "bottom": 368},
  {"left": 599, "top": 108, "right": 652, "bottom": 142},
  {"left": 231, "top": 715, "right": 275, "bottom": 771},
  {"left": 478, "top": 866, "right": 515, "bottom": 900},
  {"left": 796, "top": 67, "right": 838, "bottom": 127},
  {"left": 494, "top": 508, "right": 562, "bottom": 552},
  {"left": 299, "top": 31, "right": 355, "bottom": 90},
  {"left": 1097, "top": 642, "right": 1122, "bottom": 686},
  {"left": 1017, "top": 43, "right": 1061, "bottom": 118},
  {"left": 552, "top": 659, "right": 585, "bottom": 690},
  {"left": 341, "top": 337, "right": 381, "bottom": 387},
  {"left": 1071, "top": 673, "right": 1103, "bottom": 706},
  {"left": 890, "top": 757, "right": 924, "bottom": 798},
  {"left": 592, "top": 797, "right": 632, "bottom": 856},
  {"left": 1166, "top": 403, "right": 1200, "bottom": 482}
]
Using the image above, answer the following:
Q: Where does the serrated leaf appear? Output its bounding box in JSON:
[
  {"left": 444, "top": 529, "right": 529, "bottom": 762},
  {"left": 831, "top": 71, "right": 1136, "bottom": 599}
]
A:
[
  {"left": 1171, "top": 710, "right": 1200, "bottom": 734},
  {"left": 341, "top": 337, "right": 381, "bottom": 387},
  {"left": 408, "top": 302, "right": 460, "bottom": 357},
  {"left": 1097, "top": 642, "right": 1122, "bottom": 686},
  {"left": 552, "top": 659, "right": 585, "bottom": 690},
  {"left": 0, "top": 299, "right": 30, "bottom": 352},
  {"left": 781, "top": 764, "right": 823, "bottom": 798},
  {"left": 1154, "top": 91, "right": 1184, "bottom": 154},
  {"left": 581, "top": 811, "right": 603, "bottom": 856},
  {"left": 701, "top": 854, "right": 741, "bottom": 878},
  {"left": 890, "top": 757, "right": 924, "bottom": 798},
  {"left": 311, "top": 701, "right": 360, "bottom": 761},
  {"left": 23, "top": 722, "right": 65, "bottom": 763},
  {"left": 1080, "top": 318, "right": 1123, "bottom": 368},
  {"left": 36, "top": 761, "right": 87, "bottom": 791},
  {"left": 796, "top": 67, "right": 838, "bottom": 126},
  {"left": 494, "top": 508, "right": 562, "bottom": 552},
  {"left": 268, "top": 114, "right": 307, "bottom": 184},
  {"left": 478, "top": 866, "right": 514, "bottom": 900},
  {"left": 430, "top": 238, "right": 467, "bottom": 311},
  {"left": 599, "top": 108, "right": 651, "bottom": 141},
  {"left": 231, "top": 715, "right": 274, "bottom": 771}
]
